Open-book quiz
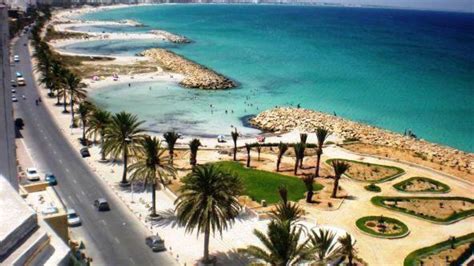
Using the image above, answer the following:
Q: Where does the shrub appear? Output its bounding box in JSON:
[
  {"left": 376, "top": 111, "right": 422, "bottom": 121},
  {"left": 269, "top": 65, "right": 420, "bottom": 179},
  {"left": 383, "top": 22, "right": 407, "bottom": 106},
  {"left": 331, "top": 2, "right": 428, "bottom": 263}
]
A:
[{"left": 365, "top": 183, "right": 381, "bottom": 192}]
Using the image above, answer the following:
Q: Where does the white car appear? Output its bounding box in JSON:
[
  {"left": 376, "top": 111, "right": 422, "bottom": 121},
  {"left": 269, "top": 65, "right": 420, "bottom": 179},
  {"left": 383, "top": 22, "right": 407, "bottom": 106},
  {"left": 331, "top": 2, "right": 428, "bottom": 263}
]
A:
[
  {"left": 67, "top": 209, "right": 82, "bottom": 226},
  {"left": 25, "top": 167, "right": 40, "bottom": 181},
  {"left": 12, "top": 96, "right": 18, "bottom": 102},
  {"left": 14, "top": 55, "right": 20, "bottom": 62}
]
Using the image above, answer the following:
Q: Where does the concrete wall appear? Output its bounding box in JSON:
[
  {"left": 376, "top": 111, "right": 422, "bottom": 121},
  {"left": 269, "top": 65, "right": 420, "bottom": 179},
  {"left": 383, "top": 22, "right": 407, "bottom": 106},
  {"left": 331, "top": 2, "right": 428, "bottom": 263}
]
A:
[{"left": 0, "top": 5, "right": 18, "bottom": 190}]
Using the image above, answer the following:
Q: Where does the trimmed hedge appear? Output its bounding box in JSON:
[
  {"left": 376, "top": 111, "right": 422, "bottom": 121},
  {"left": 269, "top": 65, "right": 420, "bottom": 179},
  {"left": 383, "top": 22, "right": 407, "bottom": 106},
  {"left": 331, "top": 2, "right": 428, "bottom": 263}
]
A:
[
  {"left": 365, "top": 183, "right": 381, "bottom": 192},
  {"left": 404, "top": 232, "right": 474, "bottom": 266},
  {"left": 371, "top": 196, "right": 474, "bottom": 224},
  {"left": 326, "top": 158, "right": 405, "bottom": 183},
  {"left": 356, "top": 216, "right": 409, "bottom": 238},
  {"left": 393, "top": 177, "right": 450, "bottom": 193}
]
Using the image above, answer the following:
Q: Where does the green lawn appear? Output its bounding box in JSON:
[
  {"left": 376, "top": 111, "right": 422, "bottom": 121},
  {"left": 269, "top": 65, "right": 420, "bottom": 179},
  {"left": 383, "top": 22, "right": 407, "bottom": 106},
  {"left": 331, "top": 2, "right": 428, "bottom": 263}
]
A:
[{"left": 212, "top": 161, "right": 323, "bottom": 204}]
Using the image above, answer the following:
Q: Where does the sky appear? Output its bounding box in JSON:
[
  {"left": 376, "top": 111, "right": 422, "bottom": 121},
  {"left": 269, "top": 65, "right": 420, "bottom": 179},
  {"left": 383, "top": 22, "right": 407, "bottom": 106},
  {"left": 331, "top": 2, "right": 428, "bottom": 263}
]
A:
[{"left": 313, "top": 0, "right": 474, "bottom": 13}]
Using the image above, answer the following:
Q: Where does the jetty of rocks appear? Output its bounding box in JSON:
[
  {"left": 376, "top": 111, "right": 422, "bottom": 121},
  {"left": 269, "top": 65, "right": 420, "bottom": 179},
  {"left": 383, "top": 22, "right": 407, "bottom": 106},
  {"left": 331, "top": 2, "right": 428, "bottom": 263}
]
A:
[
  {"left": 250, "top": 107, "right": 474, "bottom": 175},
  {"left": 149, "top": 30, "right": 191, "bottom": 43},
  {"left": 141, "top": 48, "right": 236, "bottom": 90}
]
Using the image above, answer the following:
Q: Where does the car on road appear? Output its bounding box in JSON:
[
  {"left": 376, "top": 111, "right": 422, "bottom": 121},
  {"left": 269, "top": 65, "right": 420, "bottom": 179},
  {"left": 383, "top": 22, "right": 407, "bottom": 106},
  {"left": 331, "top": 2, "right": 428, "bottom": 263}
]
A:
[
  {"left": 13, "top": 55, "right": 20, "bottom": 62},
  {"left": 94, "top": 198, "right": 110, "bottom": 211},
  {"left": 80, "top": 147, "right": 91, "bottom": 158},
  {"left": 11, "top": 88, "right": 16, "bottom": 93},
  {"left": 25, "top": 167, "right": 40, "bottom": 181},
  {"left": 67, "top": 209, "right": 82, "bottom": 226},
  {"left": 17, "top": 77, "right": 26, "bottom": 86},
  {"left": 145, "top": 235, "right": 166, "bottom": 252},
  {"left": 16, "top": 72, "right": 22, "bottom": 78},
  {"left": 12, "top": 96, "right": 18, "bottom": 102},
  {"left": 11, "top": 79, "right": 17, "bottom": 87},
  {"left": 45, "top": 173, "right": 57, "bottom": 186}
]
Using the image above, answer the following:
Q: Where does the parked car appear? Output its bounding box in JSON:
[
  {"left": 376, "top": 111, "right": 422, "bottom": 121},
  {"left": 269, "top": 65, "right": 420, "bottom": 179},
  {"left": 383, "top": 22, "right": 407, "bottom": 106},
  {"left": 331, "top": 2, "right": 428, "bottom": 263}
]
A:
[
  {"left": 16, "top": 72, "right": 22, "bottom": 77},
  {"left": 145, "top": 235, "right": 166, "bottom": 252},
  {"left": 11, "top": 88, "right": 16, "bottom": 93},
  {"left": 13, "top": 55, "right": 20, "bottom": 62},
  {"left": 41, "top": 205, "right": 59, "bottom": 215},
  {"left": 12, "top": 96, "right": 18, "bottom": 102},
  {"left": 25, "top": 167, "right": 40, "bottom": 181},
  {"left": 45, "top": 173, "right": 57, "bottom": 186},
  {"left": 11, "top": 79, "right": 17, "bottom": 87},
  {"left": 80, "top": 148, "right": 90, "bottom": 158},
  {"left": 67, "top": 209, "right": 82, "bottom": 226},
  {"left": 94, "top": 198, "right": 110, "bottom": 211},
  {"left": 17, "top": 77, "right": 26, "bottom": 86}
]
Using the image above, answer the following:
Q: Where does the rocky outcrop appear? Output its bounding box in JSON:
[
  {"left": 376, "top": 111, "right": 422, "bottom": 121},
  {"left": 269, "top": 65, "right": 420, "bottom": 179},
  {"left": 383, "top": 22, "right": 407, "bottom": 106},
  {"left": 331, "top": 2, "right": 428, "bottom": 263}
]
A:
[
  {"left": 149, "top": 30, "right": 191, "bottom": 43},
  {"left": 141, "top": 48, "right": 236, "bottom": 90},
  {"left": 250, "top": 107, "right": 474, "bottom": 175}
]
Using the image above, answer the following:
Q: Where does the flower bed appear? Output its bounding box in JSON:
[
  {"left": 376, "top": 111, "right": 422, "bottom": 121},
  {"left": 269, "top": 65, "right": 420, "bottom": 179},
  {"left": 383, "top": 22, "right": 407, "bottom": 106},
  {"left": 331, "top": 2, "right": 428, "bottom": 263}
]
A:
[
  {"left": 371, "top": 196, "right": 474, "bottom": 224},
  {"left": 364, "top": 183, "right": 381, "bottom": 192},
  {"left": 356, "top": 216, "right": 409, "bottom": 238},
  {"left": 393, "top": 177, "right": 450, "bottom": 193},
  {"left": 326, "top": 159, "right": 405, "bottom": 183},
  {"left": 404, "top": 233, "right": 474, "bottom": 266}
]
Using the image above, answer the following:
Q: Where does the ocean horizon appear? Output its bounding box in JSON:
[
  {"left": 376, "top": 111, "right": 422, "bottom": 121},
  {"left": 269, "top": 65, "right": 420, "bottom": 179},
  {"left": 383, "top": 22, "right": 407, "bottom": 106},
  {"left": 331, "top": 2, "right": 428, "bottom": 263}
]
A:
[{"left": 66, "top": 4, "right": 474, "bottom": 152}]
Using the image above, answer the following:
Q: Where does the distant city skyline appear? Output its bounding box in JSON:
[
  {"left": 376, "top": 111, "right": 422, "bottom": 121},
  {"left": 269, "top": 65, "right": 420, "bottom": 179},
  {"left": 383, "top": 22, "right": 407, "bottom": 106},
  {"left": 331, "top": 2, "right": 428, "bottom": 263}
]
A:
[{"left": 312, "top": 0, "right": 473, "bottom": 13}]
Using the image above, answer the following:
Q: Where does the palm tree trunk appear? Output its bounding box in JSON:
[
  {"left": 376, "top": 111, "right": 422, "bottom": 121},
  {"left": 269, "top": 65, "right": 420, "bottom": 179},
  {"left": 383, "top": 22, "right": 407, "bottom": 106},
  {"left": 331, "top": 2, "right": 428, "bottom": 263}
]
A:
[
  {"left": 62, "top": 89, "right": 67, "bottom": 113},
  {"left": 306, "top": 190, "right": 313, "bottom": 203},
  {"left": 276, "top": 157, "right": 281, "bottom": 172},
  {"left": 348, "top": 254, "right": 353, "bottom": 266},
  {"left": 299, "top": 156, "right": 304, "bottom": 168},
  {"left": 332, "top": 175, "right": 340, "bottom": 198},
  {"left": 56, "top": 93, "right": 60, "bottom": 105},
  {"left": 150, "top": 183, "right": 157, "bottom": 217},
  {"left": 233, "top": 144, "right": 237, "bottom": 161},
  {"left": 169, "top": 149, "right": 174, "bottom": 165},
  {"left": 82, "top": 119, "right": 86, "bottom": 141},
  {"left": 121, "top": 147, "right": 128, "bottom": 184},
  {"left": 315, "top": 153, "right": 322, "bottom": 177},
  {"left": 100, "top": 132, "right": 106, "bottom": 161},
  {"left": 203, "top": 223, "right": 211, "bottom": 263},
  {"left": 294, "top": 159, "right": 299, "bottom": 175},
  {"left": 246, "top": 151, "right": 250, "bottom": 167},
  {"left": 70, "top": 91, "right": 75, "bottom": 127}
]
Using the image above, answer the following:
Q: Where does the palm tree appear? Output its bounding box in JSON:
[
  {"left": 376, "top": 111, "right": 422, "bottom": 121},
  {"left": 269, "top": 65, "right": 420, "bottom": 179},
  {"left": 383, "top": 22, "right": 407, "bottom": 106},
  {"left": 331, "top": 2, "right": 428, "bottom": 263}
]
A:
[
  {"left": 302, "top": 176, "right": 314, "bottom": 203},
  {"left": 77, "top": 101, "right": 94, "bottom": 142},
  {"left": 256, "top": 143, "right": 262, "bottom": 161},
  {"left": 128, "top": 136, "right": 175, "bottom": 217},
  {"left": 65, "top": 71, "right": 86, "bottom": 127},
  {"left": 331, "top": 160, "right": 350, "bottom": 198},
  {"left": 276, "top": 142, "right": 288, "bottom": 172},
  {"left": 293, "top": 143, "right": 305, "bottom": 175},
  {"left": 299, "top": 133, "right": 308, "bottom": 168},
  {"left": 231, "top": 128, "right": 239, "bottom": 161},
  {"left": 103, "top": 112, "right": 145, "bottom": 185},
  {"left": 189, "top": 138, "right": 202, "bottom": 167},
  {"left": 308, "top": 228, "right": 342, "bottom": 264},
  {"left": 163, "top": 131, "right": 180, "bottom": 166},
  {"left": 175, "top": 164, "right": 243, "bottom": 264},
  {"left": 338, "top": 233, "right": 356, "bottom": 266},
  {"left": 51, "top": 61, "right": 65, "bottom": 106},
  {"left": 270, "top": 186, "right": 305, "bottom": 224},
  {"left": 240, "top": 220, "right": 312, "bottom": 266},
  {"left": 87, "top": 108, "right": 111, "bottom": 161},
  {"left": 245, "top": 143, "right": 251, "bottom": 167},
  {"left": 315, "top": 128, "right": 331, "bottom": 177}
]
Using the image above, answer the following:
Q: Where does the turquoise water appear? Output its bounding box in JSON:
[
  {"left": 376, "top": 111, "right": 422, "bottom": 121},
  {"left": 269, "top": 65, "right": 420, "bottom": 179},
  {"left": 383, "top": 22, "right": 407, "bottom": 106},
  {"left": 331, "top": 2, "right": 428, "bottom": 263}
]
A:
[{"left": 78, "top": 5, "right": 474, "bottom": 152}]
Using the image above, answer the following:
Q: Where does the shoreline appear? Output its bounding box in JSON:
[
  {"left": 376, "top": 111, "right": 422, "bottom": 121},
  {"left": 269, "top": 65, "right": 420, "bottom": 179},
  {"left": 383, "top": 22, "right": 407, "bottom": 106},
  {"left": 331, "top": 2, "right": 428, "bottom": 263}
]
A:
[{"left": 49, "top": 4, "right": 473, "bottom": 165}]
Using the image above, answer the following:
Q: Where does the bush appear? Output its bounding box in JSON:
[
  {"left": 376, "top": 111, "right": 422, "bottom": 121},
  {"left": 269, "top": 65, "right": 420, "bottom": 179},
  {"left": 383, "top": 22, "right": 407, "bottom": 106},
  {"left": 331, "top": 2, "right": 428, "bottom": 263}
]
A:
[{"left": 365, "top": 183, "right": 381, "bottom": 192}]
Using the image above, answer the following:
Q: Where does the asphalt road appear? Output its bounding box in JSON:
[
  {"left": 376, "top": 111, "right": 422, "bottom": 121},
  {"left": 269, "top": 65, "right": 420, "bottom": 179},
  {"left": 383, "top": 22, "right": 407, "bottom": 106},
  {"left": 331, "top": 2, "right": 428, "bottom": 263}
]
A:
[{"left": 11, "top": 33, "right": 177, "bottom": 266}]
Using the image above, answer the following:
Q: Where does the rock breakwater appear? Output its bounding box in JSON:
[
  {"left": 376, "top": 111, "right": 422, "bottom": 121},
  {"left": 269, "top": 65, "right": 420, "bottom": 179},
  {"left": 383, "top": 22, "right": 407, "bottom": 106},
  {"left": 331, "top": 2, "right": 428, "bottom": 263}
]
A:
[
  {"left": 250, "top": 107, "right": 474, "bottom": 175},
  {"left": 149, "top": 30, "right": 191, "bottom": 43},
  {"left": 141, "top": 48, "right": 236, "bottom": 90}
]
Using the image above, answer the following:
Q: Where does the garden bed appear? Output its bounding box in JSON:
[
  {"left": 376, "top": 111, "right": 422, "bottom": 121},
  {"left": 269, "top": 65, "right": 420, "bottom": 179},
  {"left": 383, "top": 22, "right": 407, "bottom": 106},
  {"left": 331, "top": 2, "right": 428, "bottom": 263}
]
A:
[
  {"left": 393, "top": 177, "right": 450, "bottom": 193},
  {"left": 364, "top": 183, "right": 381, "bottom": 192},
  {"left": 371, "top": 196, "right": 474, "bottom": 224},
  {"left": 404, "top": 233, "right": 474, "bottom": 266},
  {"left": 212, "top": 161, "right": 323, "bottom": 204},
  {"left": 326, "top": 159, "right": 405, "bottom": 183},
  {"left": 356, "top": 216, "right": 409, "bottom": 238}
]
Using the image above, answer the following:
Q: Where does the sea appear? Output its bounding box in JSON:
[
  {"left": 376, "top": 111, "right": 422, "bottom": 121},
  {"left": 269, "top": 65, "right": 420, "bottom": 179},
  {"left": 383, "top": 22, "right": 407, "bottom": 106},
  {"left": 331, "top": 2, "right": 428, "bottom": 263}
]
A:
[{"left": 60, "top": 4, "right": 474, "bottom": 152}]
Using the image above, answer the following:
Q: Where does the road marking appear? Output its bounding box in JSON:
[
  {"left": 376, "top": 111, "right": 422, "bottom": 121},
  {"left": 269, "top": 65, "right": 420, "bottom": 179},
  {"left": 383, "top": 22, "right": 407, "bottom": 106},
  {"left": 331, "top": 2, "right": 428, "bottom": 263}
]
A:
[
  {"left": 65, "top": 168, "right": 70, "bottom": 173},
  {"left": 53, "top": 150, "right": 57, "bottom": 154},
  {"left": 129, "top": 258, "right": 136, "bottom": 265},
  {"left": 58, "top": 159, "right": 63, "bottom": 164},
  {"left": 68, "top": 195, "right": 75, "bottom": 204},
  {"left": 72, "top": 179, "right": 77, "bottom": 184},
  {"left": 43, "top": 136, "right": 47, "bottom": 140},
  {"left": 81, "top": 191, "right": 86, "bottom": 196},
  {"left": 114, "top": 237, "right": 120, "bottom": 244},
  {"left": 101, "top": 220, "right": 106, "bottom": 226}
]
